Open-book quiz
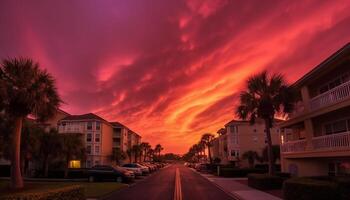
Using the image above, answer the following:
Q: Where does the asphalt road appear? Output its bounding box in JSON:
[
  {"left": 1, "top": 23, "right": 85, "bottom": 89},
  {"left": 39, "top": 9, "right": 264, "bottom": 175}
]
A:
[{"left": 106, "top": 164, "right": 234, "bottom": 200}]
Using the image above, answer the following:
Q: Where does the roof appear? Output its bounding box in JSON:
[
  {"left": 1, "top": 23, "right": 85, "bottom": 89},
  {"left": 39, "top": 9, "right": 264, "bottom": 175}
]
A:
[
  {"left": 292, "top": 42, "right": 350, "bottom": 88},
  {"left": 58, "top": 109, "right": 70, "bottom": 116},
  {"left": 61, "top": 113, "right": 109, "bottom": 124},
  {"left": 225, "top": 118, "right": 284, "bottom": 126}
]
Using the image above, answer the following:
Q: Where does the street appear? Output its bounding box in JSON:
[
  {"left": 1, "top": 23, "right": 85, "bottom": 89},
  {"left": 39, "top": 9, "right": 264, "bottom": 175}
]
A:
[{"left": 106, "top": 164, "right": 234, "bottom": 200}]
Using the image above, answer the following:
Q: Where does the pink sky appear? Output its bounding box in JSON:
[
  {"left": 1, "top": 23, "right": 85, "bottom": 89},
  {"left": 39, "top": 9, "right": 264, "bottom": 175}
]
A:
[{"left": 1, "top": 0, "right": 350, "bottom": 154}]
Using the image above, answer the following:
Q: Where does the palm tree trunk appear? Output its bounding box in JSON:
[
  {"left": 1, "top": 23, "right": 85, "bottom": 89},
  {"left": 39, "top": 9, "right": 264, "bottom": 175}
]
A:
[
  {"left": 264, "top": 118, "right": 275, "bottom": 175},
  {"left": 10, "top": 117, "right": 24, "bottom": 189}
]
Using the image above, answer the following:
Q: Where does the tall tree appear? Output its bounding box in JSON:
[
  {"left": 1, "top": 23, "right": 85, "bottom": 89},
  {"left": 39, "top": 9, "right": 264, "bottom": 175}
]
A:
[
  {"left": 20, "top": 120, "right": 42, "bottom": 176},
  {"left": 154, "top": 144, "right": 163, "bottom": 158},
  {"left": 201, "top": 133, "right": 215, "bottom": 164},
  {"left": 236, "top": 71, "right": 296, "bottom": 175},
  {"left": 60, "top": 134, "right": 85, "bottom": 178},
  {"left": 132, "top": 144, "right": 141, "bottom": 163},
  {"left": 111, "top": 148, "right": 126, "bottom": 165},
  {"left": 39, "top": 128, "right": 61, "bottom": 177},
  {"left": 140, "top": 142, "right": 150, "bottom": 161},
  {"left": 0, "top": 58, "right": 61, "bottom": 189}
]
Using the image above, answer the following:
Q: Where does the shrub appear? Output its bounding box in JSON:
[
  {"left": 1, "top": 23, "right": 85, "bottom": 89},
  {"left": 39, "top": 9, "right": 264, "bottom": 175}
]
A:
[
  {"left": 248, "top": 173, "right": 284, "bottom": 190},
  {"left": 335, "top": 177, "right": 350, "bottom": 200},
  {"left": 283, "top": 178, "right": 339, "bottom": 200},
  {"left": 0, "top": 165, "right": 10, "bottom": 177},
  {"left": 219, "top": 168, "right": 265, "bottom": 177},
  {"left": 276, "top": 172, "right": 291, "bottom": 178},
  {"left": 0, "top": 185, "right": 85, "bottom": 200}
]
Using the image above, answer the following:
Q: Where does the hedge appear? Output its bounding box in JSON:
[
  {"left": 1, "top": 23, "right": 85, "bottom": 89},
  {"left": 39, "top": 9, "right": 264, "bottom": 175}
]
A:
[
  {"left": 0, "top": 185, "right": 85, "bottom": 200},
  {"left": 283, "top": 178, "right": 339, "bottom": 200},
  {"left": 248, "top": 173, "right": 284, "bottom": 190},
  {"left": 218, "top": 168, "right": 266, "bottom": 177}
]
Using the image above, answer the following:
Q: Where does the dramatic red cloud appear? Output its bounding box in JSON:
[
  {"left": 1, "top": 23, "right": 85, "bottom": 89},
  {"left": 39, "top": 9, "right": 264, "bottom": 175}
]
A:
[{"left": 1, "top": 0, "right": 350, "bottom": 154}]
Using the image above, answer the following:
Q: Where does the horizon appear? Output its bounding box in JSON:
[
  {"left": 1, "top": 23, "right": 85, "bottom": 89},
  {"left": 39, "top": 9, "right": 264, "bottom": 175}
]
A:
[{"left": 1, "top": 0, "right": 350, "bottom": 154}]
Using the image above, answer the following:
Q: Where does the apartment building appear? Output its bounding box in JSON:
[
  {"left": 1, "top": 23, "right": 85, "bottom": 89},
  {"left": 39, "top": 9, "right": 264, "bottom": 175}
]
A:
[
  {"left": 58, "top": 113, "right": 113, "bottom": 168},
  {"left": 110, "top": 122, "right": 141, "bottom": 163},
  {"left": 211, "top": 119, "right": 280, "bottom": 167},
  {"left": 38, "top": 109, "right": 70, "bottom": 131},
  {"left": 280, "top": 43, "right": 350, "bottom": 177}
]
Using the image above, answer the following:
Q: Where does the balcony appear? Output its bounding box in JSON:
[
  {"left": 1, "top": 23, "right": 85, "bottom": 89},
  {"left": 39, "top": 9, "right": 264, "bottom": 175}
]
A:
[
  {"left": 310, "top": 81, "right": 350, "bottom": 110},
  {"left": 281, "top": 131, "right": 350, "bottom": 154},
  {"left": 281, "top": 139, "right": 307, "bottom": 153},
  {"left": 312, "top": 131, "right": 350, "bottom": 150}
]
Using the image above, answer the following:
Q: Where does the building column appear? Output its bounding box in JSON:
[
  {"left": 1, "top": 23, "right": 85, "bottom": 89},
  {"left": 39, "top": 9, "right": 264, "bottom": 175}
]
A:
[
  {"left": 301, "top": 86, "right": 311, "bottom": 111},
  {"left": 304, "top": 119, "right": 314, "bottom": 150}
]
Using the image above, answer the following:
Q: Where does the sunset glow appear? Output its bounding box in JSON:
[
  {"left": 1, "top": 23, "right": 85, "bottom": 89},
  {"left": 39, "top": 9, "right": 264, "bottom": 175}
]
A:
[{"left": 1, "top": 0, "right": 350, "bottom": 154}]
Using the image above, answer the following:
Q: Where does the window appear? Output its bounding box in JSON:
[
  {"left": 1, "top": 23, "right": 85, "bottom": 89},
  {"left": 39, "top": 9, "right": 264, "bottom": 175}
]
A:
[
  {"left": 87, "top": 145, "right": 92, "bottom": 154},
  {"left": 87, "top": 122, "right": 92, "bottom": 130},
  {"left": 86, "top": 160, "right": 91, "bottom": 168},
  {"left": 230, "top": 125, "right": 235, "bottom": 133},
  {"left": 95, "top": 134, "right": 100, "bottom": 142},
  {"left": 96, "top": 122, "right": 101, "bottom": 130},
  {"left": 95, "top": 145, "right": 100, "bottom": 154},
  {"left": 87, "top": 133, "right": 92, "bottom": 142},
  {"left": 324, "top": 119, "right": 349, "bottom": 135},
  {"left": 230, "top": 150, "right": 235, "bottom": 156},
  {"left": 94, "top": 160, "right": 100, "bottom": 166}
]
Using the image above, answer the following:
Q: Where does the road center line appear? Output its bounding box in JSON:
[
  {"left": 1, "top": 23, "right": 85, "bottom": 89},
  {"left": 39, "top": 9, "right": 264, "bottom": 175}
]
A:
[{"left": 173, "top": 168, "right": 182, "bottom": 200}]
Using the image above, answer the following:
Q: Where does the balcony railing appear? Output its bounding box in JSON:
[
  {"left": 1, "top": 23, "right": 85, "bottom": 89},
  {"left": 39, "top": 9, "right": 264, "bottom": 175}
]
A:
[
  {"left": 281, "top": 139, "right": 307, "bottom": 153},
  {"left": 310, "top": 81, "right": 350, "bottom": 110},
  {"left": 312, "top": 131, "right": 350, "bottom": 150}
]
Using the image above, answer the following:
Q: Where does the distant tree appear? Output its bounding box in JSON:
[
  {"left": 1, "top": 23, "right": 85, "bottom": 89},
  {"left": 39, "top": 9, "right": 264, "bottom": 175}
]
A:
[
  {"left": 236, "top": 71, "right": 296, "bottom": 175},
  {"left": 154, "top": 144, "right": 163, "bottom": 158},
  {"left": 132, "top": 144, "right": 141, "bottom": 163},
  {"left": 197, "top": 140, "right": 206, "bottom": 156},
  {"left": 60, "top": 134, "right": 85, "bottom": 178},
  {"left": 38, "top": 128, "right": 61, "bottom": 177},
  {"left": 111, "top": 148, "right": 126, "bottom": 165},
  {"left": 0, "top": 58, "right": 61, "bottom": 189},
  {"left": 242, "top": 151, "right": 259, "bottom": 168},
  {"left": 140, "top": 142, "right": 150, "bottom": 161},
  {"left": 201, "top": 133, "right": 215, "bottom": 164}
]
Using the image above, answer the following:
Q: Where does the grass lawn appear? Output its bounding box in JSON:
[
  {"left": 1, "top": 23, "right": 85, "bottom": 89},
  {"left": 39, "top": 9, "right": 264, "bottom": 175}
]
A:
[{"left": 0, "top": 180, "right": 126, "bottom": 198}]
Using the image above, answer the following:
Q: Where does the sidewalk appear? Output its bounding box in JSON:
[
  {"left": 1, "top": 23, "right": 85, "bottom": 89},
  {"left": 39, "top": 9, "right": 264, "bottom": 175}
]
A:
[{"left": 195, "top": 171, "right": 282, "bottom": 200}]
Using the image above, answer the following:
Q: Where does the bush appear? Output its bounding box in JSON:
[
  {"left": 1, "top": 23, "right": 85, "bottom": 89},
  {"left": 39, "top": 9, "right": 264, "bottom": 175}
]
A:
[
  {"left": 219, "top": 168, "right": 266, "bottom": 177},
  {"left": 254, "top": 164, "right": 281, "bottom": 172},
  {"left": 0, "top": 185, "right": 85, "bottom": 200},
  {"left": 335, "top": 177, "right": 350, "bottom": 200},
  {"left": 0, "top": 165, "right": 10, "bottom": 177},
  {"left": 276, "top": 172, "right": 291, "bottom": 178},
  {"left": 283, "top": 178, "right": 339, "bottom": 200},
  {"left": 248, "top": 173, "right": 284, "bottom": 190}
]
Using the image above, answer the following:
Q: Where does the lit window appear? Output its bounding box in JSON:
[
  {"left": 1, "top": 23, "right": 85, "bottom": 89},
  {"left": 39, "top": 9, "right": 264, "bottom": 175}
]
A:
[
  {"left": 96, "top": 122, "right": 101, "bottom": 130},
  {"left": 95, "top": 134, "right": 100, "bottom": 142},
  {"left": 87, "top": 133, "right": 92, "bottom": 142},
  {"left": 87, "top": 122, "right": 92, "bottom": 130},
  {"left": 69, "top": 160, "right": 81, "bottom": 168}
]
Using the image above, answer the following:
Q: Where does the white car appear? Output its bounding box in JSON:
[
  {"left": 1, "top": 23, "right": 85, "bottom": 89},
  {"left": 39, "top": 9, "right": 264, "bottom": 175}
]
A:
[
  {"left": 122, "top": 163, "right": 150, "bottom": 175},
  {"left": 120, "top": 166, "right": 143, "bottom": 176}
]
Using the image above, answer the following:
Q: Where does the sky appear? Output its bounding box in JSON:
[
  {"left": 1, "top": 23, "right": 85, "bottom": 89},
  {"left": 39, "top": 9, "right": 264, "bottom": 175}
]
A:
[{"left": 1, "top": 0, "right": 350, "bottom": 154}]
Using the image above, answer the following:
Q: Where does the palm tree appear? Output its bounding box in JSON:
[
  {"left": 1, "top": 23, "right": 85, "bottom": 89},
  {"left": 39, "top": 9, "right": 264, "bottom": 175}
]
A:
[
  {"left": 132, "top": 144, "right": 141, "bottom": 163},
  {"left": 0, "top": 58, "right": 61, "bottom": 189},
  {"left": 201, "top": 133, "right": 215, "bottom": 164},
  {"left": 154, "top": 144, "right": 163, "bottom": 158},
  {"left": 111, "top": 148, "right": 126, "bottom": 165},
  {"left": 261, "top": 145, "right": 280, "bottom": 164},
  {"left": 197, "top": 141, "right": 206, "bottom": 156},
  {"left": 236, "top": 71, "right": 296, "bottom": 175},
  {"left": 140, "top": 142, "right": 150, "bottom": 161},
  {"left": 39, "top": 128, "right": 61, "bottom": 177},
  {"left": 242, "top": 151, "right": 259, "bottom": 168},
  {"left": 60, "top": 134, "right": 85, "bottom": 178}
]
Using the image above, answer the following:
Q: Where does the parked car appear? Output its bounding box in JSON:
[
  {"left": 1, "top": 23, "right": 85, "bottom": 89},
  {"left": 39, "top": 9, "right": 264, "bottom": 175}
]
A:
[
  {"left": 86, "top": 165, "right": 135, "bottom": 183},
  {"left": 141, "top": 163, "right": 157, "bottom": 172},
  {"left": 120, "top": 165, "right": 143, "bottom": 176},
  {"left": 122, "top": 163, "right": 150, "bottom": 175}
]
